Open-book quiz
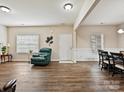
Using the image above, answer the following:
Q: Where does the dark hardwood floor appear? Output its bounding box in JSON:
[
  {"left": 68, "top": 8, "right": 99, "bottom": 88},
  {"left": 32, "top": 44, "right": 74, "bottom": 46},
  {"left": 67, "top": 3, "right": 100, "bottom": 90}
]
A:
[{"left": 0, "top": 61, "right": 124, "bottom": 92}]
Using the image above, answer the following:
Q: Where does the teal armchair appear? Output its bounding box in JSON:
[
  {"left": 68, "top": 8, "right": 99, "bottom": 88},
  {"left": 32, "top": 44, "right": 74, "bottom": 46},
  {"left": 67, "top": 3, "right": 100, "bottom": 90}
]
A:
[{"left": 31, "top": 48, "right": 52, "bottom": 66}]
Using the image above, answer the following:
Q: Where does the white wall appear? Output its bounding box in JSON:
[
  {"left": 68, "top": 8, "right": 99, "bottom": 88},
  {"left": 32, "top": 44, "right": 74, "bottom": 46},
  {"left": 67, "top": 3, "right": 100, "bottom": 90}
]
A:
[{"left": 0, "top": 25, "right": 7, "bottom": 45}]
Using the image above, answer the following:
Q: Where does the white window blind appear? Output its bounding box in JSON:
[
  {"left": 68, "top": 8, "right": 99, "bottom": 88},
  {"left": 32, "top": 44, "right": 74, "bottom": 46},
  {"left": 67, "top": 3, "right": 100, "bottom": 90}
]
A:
[
  {"left": 90, "top": 33, "right": 104, "bottom": 53},
  {"left": 16, "top": 34, "right": 39, "bottom": 53}
]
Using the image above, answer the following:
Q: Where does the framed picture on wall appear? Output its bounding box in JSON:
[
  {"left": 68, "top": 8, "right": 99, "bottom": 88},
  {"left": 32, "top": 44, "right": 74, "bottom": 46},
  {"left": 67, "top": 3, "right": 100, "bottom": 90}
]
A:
[{"left": 16, "top": 34, "right": 40, "bottom": 53}]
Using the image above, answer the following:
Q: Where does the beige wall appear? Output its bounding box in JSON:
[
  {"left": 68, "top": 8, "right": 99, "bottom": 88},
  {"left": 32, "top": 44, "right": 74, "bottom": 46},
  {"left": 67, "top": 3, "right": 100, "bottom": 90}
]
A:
[
  {"left": 77, "top": 25, "right": 118, "bottom": 48},
  {"left": 118, "top": 34, "right": 124, "bottom": 48},
  {"left": 0, "top": 25, "right": 7, "bottom": 45},
  {"left": 7, "top": 26, "right": 73, "bottom": 61},
  {"left": 7, "top": 25, "right": 119, "bottom": 61},
  {"left": 0, "top": 25, "right": 7, "bottom": 55},
  {"left": 117, "top": 24, "right": 124, "bottom": 48}
]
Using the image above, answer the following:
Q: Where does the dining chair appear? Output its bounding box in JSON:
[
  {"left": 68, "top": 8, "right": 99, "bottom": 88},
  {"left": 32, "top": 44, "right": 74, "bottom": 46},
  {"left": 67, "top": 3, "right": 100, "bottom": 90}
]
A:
[
  {"left": 110, "top": 52, "right": 124, "bottom": 77},
  {"left": 120, "top": 51, "right": 124, "bottom": 55},
  {"left": 98, "top": 49, "right": 104, "bottom": 66},
  {"left": 101, "top": 51, "right": 113, "bottom": 73}
]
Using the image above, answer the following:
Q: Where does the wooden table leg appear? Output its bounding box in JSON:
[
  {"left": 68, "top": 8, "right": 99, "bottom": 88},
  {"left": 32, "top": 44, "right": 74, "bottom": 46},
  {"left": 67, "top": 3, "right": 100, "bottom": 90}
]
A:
[
  {"left": 4, "top": 56, "right": 5, "bottom": 63},
  {"left": 0, "top": 55, "right": 2, "bottom": 63}
]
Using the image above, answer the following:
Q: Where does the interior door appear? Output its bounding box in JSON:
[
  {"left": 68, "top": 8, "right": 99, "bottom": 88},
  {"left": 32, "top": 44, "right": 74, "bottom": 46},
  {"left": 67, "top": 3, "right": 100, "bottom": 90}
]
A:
[{"left": 59, "top": 34, "right": 72, "bottom": 61}]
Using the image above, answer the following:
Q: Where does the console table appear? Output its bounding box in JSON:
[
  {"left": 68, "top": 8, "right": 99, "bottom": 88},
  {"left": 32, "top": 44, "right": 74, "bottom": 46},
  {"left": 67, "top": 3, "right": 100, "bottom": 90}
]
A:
[{"left": 1, "top": 54, "right": 13, "bottom": 63}]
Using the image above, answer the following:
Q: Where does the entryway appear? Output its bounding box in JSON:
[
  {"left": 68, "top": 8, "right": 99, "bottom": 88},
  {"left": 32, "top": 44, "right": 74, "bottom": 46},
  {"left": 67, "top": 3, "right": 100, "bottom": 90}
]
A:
[{"left": 59, "top": 34, "right": 73, "bottom": 63}]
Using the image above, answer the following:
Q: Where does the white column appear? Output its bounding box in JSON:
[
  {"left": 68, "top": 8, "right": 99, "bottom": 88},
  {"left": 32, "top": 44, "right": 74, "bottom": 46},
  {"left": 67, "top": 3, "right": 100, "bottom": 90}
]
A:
[{"left": 72, "top": 30, "right": 77, "bottom": 63}]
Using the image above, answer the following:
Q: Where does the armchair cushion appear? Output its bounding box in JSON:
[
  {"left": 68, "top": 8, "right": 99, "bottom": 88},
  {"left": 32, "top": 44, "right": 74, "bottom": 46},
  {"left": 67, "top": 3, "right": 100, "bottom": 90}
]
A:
[
  {"left": 31, "top": 57, "right": 45, "bottom": 62},
  {"left": 32, "top": 53, "right": 40, "bottom": 57}
]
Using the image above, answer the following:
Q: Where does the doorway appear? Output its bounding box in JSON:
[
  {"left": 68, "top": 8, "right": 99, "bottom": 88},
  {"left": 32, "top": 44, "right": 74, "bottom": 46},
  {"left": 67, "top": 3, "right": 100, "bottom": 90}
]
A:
[{"left": 59, "top": 34, "right": 73, "bottom": 63}]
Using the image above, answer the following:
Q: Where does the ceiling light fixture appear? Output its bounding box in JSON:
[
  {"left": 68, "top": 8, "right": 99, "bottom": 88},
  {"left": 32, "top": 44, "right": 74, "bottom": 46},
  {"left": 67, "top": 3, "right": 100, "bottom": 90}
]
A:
[
  {"left": 117, "top": 29, "right": 124, "bottom": 34},
  {"left": 0, "top": 6, "right": 11, "bottom": 13},
  {"left": 64, "top": 3, "right": 73, "bottom": 11}
]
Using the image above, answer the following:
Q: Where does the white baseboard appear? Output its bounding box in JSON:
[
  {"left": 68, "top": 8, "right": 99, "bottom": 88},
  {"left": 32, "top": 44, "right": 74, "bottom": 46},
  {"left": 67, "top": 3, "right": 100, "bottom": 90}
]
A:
[
  {"left": 76, "top": 58, "right": 98, "bottom": 61},
  {"left": 59, "top": 61, "right": 74, "bottom": 63},
  {"left": 52, "top": 59, "right": 59, "bottom": 62}
]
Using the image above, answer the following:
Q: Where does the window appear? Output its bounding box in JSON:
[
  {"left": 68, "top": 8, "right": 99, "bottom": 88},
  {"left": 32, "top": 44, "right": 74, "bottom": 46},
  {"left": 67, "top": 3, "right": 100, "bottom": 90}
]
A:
[
  {"left": 16, "top": 34, "right": 39, "bottom": 53},
  {"left": 90, "top": 33, "right": 104, "bottom": 53}
]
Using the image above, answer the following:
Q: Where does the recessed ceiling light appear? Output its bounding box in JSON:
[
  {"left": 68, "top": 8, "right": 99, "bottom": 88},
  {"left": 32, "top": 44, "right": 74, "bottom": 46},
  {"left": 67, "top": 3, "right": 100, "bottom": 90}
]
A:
[
  {"left": 117, "top": 29, "right": 124, "bottom": 34},
  {"left": 0, "top": 6, "right": 11, "bottom": 13},
  {"left": 64, "top": 3, "right": 73, "bottom": 11}
]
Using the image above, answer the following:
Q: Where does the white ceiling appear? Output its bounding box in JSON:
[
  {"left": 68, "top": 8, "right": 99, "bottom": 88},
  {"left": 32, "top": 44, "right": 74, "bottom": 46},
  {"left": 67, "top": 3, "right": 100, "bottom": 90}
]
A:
[
  {"left": 82, "top": 0, "right": 124, "bottom": 25},
  {"left": 0, "top": 0, "right": 83, "bottom": 26}
]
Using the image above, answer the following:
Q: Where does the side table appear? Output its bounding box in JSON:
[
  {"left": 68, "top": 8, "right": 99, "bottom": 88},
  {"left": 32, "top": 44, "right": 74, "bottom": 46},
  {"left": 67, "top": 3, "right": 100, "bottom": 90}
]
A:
[{"left": 1, "top": 54, "right": 13, "bottom": 63}]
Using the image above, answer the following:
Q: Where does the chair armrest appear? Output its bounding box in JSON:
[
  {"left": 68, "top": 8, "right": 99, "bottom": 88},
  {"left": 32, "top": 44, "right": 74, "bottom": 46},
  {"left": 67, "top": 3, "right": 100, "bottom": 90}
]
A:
[
  {"left": 3, "top": 79, "right": 17, "bottom": 92},
  {"left": 39, "top": 54, "right": 48, "bottom": 57},
  {"left": 32, "top": 53, "right": 40, "bottom": 57}
]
